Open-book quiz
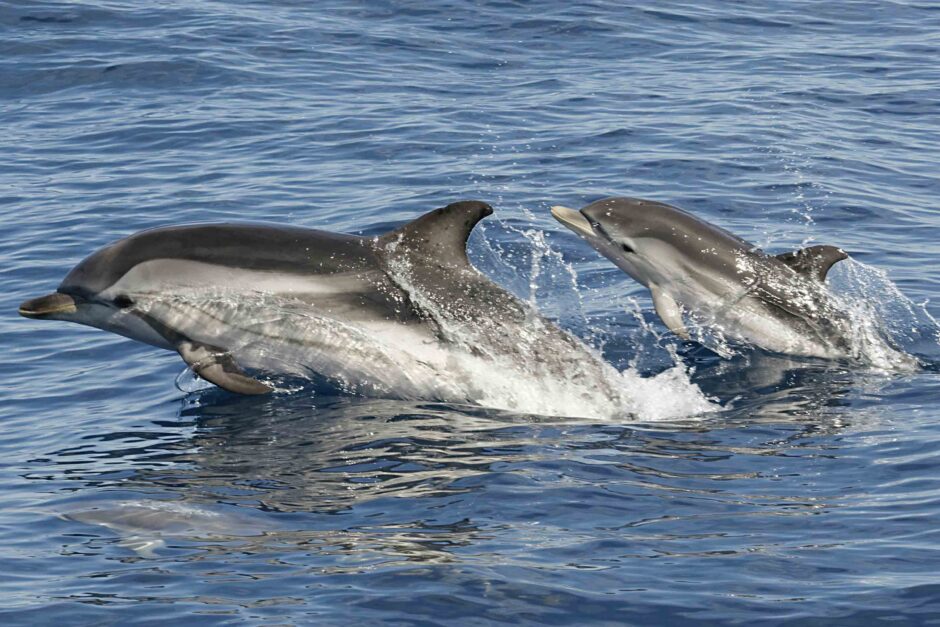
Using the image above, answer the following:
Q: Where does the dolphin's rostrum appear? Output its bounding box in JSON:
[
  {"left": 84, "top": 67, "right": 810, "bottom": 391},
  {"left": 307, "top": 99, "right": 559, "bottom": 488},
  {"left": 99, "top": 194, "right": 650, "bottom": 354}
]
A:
[{"left": 552, "top": 197, "right": 859, "bottom": 359}]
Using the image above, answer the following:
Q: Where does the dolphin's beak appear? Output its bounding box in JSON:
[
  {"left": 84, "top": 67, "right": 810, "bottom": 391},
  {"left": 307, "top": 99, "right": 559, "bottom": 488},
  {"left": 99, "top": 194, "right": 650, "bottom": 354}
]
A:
[
  {"left": 18, "top": 292, "right": 77, "bottom": 319},
  {"left": 550, "top": 205, "right": 595, "bottom": 238}
]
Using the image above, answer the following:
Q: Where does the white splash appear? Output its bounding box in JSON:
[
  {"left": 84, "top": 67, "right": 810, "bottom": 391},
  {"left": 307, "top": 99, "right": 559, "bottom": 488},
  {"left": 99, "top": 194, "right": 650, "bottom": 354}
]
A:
[
  {"left": 379, "top": 234, "right": 716, "bottom": 421},
  {"left": 827, "top": 259, "right": 934, "bottom": 371},
  {"left": 619, "top": 362, "right": 716, "bottom": 421}
]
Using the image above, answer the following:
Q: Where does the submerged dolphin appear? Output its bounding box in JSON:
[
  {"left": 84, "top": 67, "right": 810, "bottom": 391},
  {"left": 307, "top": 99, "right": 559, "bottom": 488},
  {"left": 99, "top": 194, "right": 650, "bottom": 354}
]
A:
[
  {"left": 19, "top": 201, "right": 625, "bottom": 413},
  {"left": 64, "top": 500, "right": 265, "bottom": 558},
  {"left": 551, "top": 197, "right": 857, "bottom": 359}
]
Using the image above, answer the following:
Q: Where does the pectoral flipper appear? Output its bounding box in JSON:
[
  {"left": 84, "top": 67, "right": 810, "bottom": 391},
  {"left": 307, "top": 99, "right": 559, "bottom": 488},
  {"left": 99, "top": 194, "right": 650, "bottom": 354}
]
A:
[
  {"left": 177, "top": 340, "right": 272, "bottom": 395},
  {"left": 650, "top": 285, "right": 690, "bottom": 340}
]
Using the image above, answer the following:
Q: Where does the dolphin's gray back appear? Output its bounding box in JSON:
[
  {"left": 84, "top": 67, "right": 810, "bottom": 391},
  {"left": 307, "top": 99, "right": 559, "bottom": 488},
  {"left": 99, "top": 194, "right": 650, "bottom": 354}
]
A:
[
  {"left": 587, "top": 198, "right": 755, "bottom": 274},
  {"left": 60, "top": 223, "right": 378, "bottom": 296}
]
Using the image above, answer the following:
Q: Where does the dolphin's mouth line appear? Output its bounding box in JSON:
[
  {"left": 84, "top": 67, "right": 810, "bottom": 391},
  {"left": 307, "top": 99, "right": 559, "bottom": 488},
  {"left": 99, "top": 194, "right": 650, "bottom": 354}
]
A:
[
  {"left": 18, "top": 292, "right": 78, "bottom": 318},
  {"left": 18, "top": 304, "right": 74, "bottom": 316}
]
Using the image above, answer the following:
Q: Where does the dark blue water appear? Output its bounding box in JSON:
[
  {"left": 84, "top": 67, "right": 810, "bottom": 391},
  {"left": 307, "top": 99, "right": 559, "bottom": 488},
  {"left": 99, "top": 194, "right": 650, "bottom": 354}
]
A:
[{"left": 4, "top": 1, "right": 940, "bottom": 624}]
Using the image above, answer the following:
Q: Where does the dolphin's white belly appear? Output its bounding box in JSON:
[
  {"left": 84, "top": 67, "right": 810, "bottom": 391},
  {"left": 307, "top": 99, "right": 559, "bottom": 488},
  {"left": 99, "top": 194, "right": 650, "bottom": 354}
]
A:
[
  {"left": 125, "top": 288, "right": 639, "bottom": 417},
  {"left": 136, "top": 290, "right": 472, "bottom": 401},
  {"left": 716, "top": 297, "right": 837, "bottom": 357},
  {"left": 96, "top": 259, "right": 459, "bottom": 398},
  {"left": 671, "top": 281, "right": 841, "bottom": 358}
]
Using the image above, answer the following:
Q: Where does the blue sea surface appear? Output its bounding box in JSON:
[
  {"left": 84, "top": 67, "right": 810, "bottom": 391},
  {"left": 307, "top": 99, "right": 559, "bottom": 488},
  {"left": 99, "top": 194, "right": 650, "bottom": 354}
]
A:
[{"left": 3, "top": 1, "right": 940, "bottom": 624}]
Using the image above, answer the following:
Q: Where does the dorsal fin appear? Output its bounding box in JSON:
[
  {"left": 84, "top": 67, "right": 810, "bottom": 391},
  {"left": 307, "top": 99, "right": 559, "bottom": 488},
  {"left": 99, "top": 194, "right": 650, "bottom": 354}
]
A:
[
  {"left": 775, "top": 245, "right": 848, "bottom": 282},
  {"left": 377, "top": 200, "right": 493, "bottom": 266}
]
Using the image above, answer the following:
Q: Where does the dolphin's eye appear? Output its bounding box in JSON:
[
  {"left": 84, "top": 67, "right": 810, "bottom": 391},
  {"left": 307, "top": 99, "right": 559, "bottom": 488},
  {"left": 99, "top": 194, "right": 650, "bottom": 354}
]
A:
[
  {"left": 114, "top": 294, "right": 134, "bottom": 309},
  {"left": 620, "top": 242, "right": 635, "bottom": 254}
]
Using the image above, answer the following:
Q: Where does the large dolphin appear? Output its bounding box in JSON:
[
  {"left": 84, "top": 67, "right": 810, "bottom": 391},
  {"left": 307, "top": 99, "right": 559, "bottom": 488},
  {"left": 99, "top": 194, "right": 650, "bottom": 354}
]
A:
[
  {"left": 551, "top": 197, "right": 860, "bottom": 359},
  {"left": 19, "top": 201, "right": 625, "bottom": 413}
]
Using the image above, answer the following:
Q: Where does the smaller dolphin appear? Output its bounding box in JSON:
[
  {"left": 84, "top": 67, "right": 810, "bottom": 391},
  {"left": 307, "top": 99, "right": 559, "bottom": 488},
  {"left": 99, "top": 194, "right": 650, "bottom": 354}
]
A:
[{"left": 551, "top": 197, "right": 856, "bottom": 359}]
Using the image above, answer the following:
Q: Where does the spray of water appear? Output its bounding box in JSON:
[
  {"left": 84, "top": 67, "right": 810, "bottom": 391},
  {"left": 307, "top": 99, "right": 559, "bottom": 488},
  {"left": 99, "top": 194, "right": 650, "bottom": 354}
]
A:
[
  {"left": 380, "top": 235, "right": 717, "bottom": 420},
  {"left": 827, "top": 259, "right": 937, "bottom": 370},
  {"left": 749, "top": 127, "right": 934, "bottom": 367},
  {"left": 470, "top": 214, "right": 719, "bottom": 420}
]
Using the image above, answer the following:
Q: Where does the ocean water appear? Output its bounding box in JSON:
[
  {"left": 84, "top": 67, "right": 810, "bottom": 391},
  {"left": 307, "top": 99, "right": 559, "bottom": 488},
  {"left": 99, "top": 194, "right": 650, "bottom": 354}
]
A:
[{"left": 3, "top": 0, "right": 940, "bottom": 624}]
